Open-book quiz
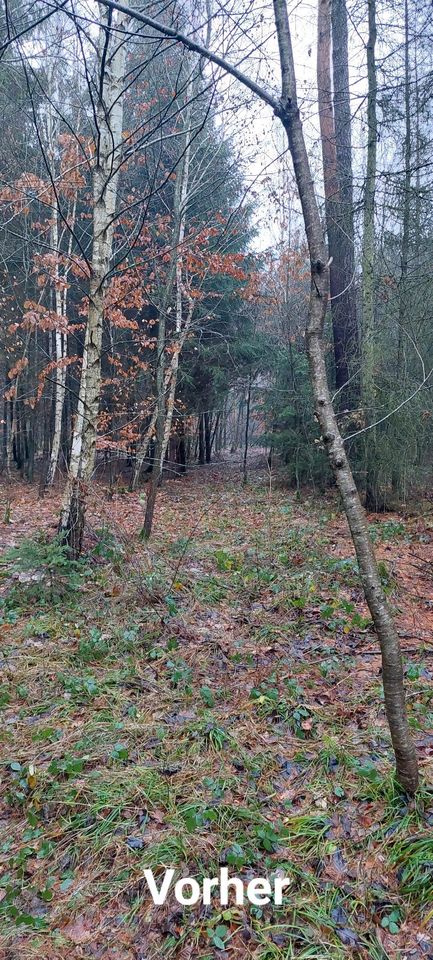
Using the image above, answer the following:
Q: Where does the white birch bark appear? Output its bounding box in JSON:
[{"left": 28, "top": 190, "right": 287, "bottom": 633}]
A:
[
  {"left": 47, "top": 201, "right": 77, "bottom": 485},
  {"left": 141, "top": 68, "right": 195, "bottom": 535},
  {"left": 47, "top": 208, "right": 65, "bottom": 484},
  {"left": 59, "top": 5, "right": 128, "bottom": 552},
  {"left": 159, "top": 94, "right": 193, "bottom": 472}
]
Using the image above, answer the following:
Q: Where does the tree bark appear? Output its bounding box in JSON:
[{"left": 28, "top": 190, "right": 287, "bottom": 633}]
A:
[
  {"left": 59, "top": 6, "right": 128, "bottom": 555},
  {"left": 331, "top": 0, "right": 359, "bottom": 400},
  {"left": 392, "top": 0, "right": 411, "bottom": 500},
  {"left": 273, "top": 0, "right": 418, "bottom": 793},
  {"left": 361, "top": 0, "right": 381, "bottom": 512},
  {"left": 141, "top": 67, "right": 193, "bottom": 536},
  {"left": 198, "top": 413, "right": 205, "bottom": 465},
  {"left": 47, "top": 207, "right": 67, "bottom": 486},
  {"left": 204, "top": 411, "right": 212, "bottom": 463},
  {"left": 317, "top": 0, "right": 343, "bottom": 384},
  {"left": 242, "top": 373, "right": 252, "bottom": 485}
]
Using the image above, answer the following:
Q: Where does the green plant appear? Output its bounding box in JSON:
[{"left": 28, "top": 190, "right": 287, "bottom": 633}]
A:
[
  {"left": 204, "top": 722, "right": 228, "bottom": 751},
  {"left": 77, "top": 628, "right": 110, "bottom": 662},
  {"left": 48, "top": 755, "right": 85, "bottom": 778},
  {"left": 0, "top": 602, "right": 19, "bottom": 626},
  {"left": 111, "top": 742, "right": 129, "bottom": 761},
  {"left": 166, "top": 658, "right": 192, "bottom": 691},
  {"left": 250, "top": 683, "right": 315, "bottom": 737},
  {"left": 375, "top": 520, "right": 407, "bottom": 542},
  {"left": 380, "top": 908, "right": 402, "bottom": 934},
  {"left": 208, "top": 923, "right": 230, "bottom": 950},
  {"left": 226, "top": 842, "right": 249, "bottom": 868},
  {"left": 58, "top": 672, "right": 100, "bottom": 699},
  {"left": 93, "top": 527, "right": 124, "bottom": 562},
  {"left": 214, "top": 549, "right": 242, "bottom": 572},
  {"left": 255, "top": 823, "right": 282, "bottom": 852},
  {"left": 2, "top": 535, "right": 87, "bottom": 604},
  {"left": 406, "top": 663, "right": 422, "bottom": 681},
  {"left": 200, "top": 685, "right": 215, "bottom": 707},
  {"left": 390, "top": 834, "right": 433, "bottom": 907},
  {"left": 6, "top": 762, "right": 38, "bottom": 807}
]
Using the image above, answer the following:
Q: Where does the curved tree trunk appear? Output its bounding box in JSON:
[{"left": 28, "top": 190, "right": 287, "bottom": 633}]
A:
[{"left": 273, "top": 0, "right": 418, "bottom": 794}]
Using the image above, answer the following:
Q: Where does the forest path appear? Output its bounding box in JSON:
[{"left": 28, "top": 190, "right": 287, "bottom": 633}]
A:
[{"left": 0, "top": 460, "right": 433, "bottom": 958}]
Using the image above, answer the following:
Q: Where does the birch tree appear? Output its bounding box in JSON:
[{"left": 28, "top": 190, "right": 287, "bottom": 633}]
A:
[
  {"left": 140, "top": 64, "right": 194, "bottom": 537},
  {"left": 59, "top": 5, "right": 129, "bottom": 554},
  {"left": 42, "top": 54, "right": 80, "bottom": 486}
]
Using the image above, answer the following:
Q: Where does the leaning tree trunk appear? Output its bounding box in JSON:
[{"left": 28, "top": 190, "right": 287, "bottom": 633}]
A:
[
  {"left": 273, "top": 0, "right": 418, "bottom": 793},
  {"left": 59, "top": 6, "right": 128, "bottom": 555}
]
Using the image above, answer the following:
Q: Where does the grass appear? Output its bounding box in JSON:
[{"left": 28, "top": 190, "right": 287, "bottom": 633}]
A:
[{"left": 0, "top": 470, "right": 432, "bottom": 958}]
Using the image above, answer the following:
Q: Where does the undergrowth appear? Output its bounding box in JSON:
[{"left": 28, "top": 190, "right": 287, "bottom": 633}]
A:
[{"left": 0, "top": 473, "right": 432, "bottom": 959}]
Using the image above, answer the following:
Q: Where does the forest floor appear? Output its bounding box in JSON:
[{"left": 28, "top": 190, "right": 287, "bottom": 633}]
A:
[{"left": 1, "top": 456, "right": 433, "bottom": 960}]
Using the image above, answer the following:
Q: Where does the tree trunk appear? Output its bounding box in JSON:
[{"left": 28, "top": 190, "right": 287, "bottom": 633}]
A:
[
  {"left": 331, "top": 0, "right": 358, "bottom": 401},
  {"left": 242, "top": 373, "right": 252, "bottom": 486},
  {"left": 317, "top": 0, "right": 343, "bottom": 383},
  {"left": 230, "top": 396, "right": 243, "bottom": 453},
  {"left": 198, "top": 414, "right": 205, "bottom": 464},
  {"left": 392, "top": 0, "right": 411, "bottom": 501},
  {"left": 210, "top": 412, "right": 220, "bottom": 456},
  {"left": 273, "top": 0, "right": 418, "bottom": 793},
  {"left": 361, "top": 0, "right": 383, "bottom": 511},
  {"left": 6, "top": 396, "right": 13, "bottom": 478},
  {"left": 204, "top": 411, "right": 212, "bottom": 463},
  {"left": 177, "top": 421, "right": 187, "bottom": 474},
  {"left": 59, "top": 6, "right": 128, "bottom": 555},
  {"left": 47, "top": 209, "right": 67, "bottom": 486},
  {"left": 317, "top": 0, "right": 358, "bottom": 402},
  {"left": 141, "top": 69, "right": 193, "bottom": 536}
]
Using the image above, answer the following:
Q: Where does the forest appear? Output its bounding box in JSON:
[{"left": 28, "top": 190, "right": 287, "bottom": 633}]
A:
[{"left": 0, "top": 0, "right": 432, "bottom": 957}]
